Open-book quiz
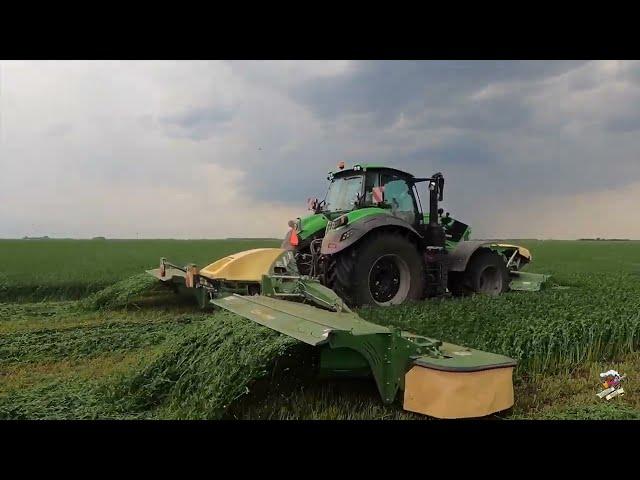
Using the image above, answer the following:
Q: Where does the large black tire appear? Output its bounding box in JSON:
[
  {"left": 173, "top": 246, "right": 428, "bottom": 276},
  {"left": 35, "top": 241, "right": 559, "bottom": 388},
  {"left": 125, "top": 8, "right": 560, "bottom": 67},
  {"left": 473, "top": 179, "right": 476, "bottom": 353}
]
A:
[
  {"left": 464, "top": 249, "right": 510, "bottom": 296},
  {"left": 447, "top": 271, "right": 467, "bottom": 297},
  {"left": 331, "top": 231, "right": 424, "bottom": 307}
]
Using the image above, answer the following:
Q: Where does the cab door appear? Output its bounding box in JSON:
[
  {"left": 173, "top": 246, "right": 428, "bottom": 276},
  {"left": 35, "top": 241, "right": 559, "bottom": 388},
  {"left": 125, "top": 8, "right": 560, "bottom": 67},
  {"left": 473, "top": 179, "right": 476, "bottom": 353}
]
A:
[{"left": 379, "top": 173, "right": 418, "bottom": 225}]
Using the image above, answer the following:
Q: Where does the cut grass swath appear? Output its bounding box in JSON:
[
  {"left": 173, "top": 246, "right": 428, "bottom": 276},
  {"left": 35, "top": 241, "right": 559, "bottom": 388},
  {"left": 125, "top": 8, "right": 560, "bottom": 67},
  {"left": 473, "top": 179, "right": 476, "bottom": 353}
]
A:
[
  {"left": 112, "top": 312, "right": 310, "bottom": 419},
  {"left": 79, "top": 273, "right": 164, "bottom": 311}
]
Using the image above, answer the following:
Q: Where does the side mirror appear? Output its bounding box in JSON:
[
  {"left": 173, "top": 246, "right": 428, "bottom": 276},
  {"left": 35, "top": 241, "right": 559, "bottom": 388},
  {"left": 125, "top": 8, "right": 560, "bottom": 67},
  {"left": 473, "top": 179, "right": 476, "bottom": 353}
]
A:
[{"left": 308, "top": 197, "right": 325, "bottom": 213}]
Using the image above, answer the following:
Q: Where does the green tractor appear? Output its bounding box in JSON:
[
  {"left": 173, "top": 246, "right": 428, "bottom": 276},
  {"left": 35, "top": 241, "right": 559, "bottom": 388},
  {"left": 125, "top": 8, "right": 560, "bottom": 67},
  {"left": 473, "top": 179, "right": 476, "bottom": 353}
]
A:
[{"left": 282, "top": 163, "right": 546, "bottom": 307}]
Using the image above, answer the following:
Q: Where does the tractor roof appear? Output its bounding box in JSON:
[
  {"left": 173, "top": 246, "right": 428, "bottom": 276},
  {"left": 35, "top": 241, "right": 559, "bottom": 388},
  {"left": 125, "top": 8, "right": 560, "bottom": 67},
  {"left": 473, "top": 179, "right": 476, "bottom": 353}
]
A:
[{"left": 331, "top": 163, "right": 415, "bottom": 178}]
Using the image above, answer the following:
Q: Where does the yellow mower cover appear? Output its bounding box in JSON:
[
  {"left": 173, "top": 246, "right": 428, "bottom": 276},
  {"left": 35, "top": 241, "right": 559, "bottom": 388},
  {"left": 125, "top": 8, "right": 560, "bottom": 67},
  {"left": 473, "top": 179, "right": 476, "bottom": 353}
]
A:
[{"left": 199, "top": 248, "right": 286, "bottom": 282}]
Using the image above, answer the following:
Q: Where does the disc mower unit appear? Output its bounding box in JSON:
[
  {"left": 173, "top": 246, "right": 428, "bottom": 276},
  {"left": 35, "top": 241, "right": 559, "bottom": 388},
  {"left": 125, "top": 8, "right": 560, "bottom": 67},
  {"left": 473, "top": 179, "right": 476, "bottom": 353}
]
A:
[
  {"left": 148, "top": 248, "right": 516, "bottom": 418},
  {"left": 147, "top": 248, "right": 293, "bottom": 308}
]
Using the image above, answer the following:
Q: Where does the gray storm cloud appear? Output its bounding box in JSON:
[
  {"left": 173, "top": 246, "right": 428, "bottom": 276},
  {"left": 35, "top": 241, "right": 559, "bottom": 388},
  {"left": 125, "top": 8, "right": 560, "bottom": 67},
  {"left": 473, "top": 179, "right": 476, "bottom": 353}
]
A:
[{"left": 1, "top": 60, "right": 639, "bottom": 239}]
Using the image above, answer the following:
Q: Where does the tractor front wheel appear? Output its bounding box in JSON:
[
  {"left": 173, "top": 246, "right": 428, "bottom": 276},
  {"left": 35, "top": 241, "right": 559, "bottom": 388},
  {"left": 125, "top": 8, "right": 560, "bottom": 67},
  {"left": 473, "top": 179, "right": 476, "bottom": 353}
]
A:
[{"left": 332, "top": 231, "right": 424, "bottom": 307}]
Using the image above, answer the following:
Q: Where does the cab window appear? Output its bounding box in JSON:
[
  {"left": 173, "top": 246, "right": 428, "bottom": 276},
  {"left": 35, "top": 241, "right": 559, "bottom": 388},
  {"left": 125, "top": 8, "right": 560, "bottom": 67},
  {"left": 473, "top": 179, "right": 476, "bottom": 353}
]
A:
[{"left": 380, "top": 174, "right": 415, "bottom": 224}]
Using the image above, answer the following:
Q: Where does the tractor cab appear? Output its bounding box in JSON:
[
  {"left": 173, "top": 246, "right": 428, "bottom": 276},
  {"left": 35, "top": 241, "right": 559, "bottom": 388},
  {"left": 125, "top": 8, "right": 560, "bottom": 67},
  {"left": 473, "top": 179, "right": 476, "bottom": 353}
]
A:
[
  {"left": 291, "top": 163, "right": 471, "bottom": 261},
  {"left": 323, "top": 164, "right": 464, "bottom": 246},
  {"left": 324, "top": 164, "right": 420, "bottom": 225}
]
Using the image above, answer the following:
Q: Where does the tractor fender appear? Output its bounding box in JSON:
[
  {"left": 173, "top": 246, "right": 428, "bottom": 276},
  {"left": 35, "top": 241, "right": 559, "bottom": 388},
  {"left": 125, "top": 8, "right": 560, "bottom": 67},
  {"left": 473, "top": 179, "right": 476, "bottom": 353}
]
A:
[
  {"left": 447, "top": 241, "right": 512, "bottom": 272},
  {"left": 320, "top": 213, "right": 421, "bottom": 255}
]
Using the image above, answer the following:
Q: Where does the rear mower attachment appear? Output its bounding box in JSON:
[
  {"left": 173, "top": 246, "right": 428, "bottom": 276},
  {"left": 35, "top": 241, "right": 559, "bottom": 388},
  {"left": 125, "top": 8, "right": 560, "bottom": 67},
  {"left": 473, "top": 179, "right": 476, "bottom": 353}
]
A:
[
  {"left": 147, "top": 248, "right": 517, "bottom": 418},
  {"left": 212, "top": 276, "right": 516, "bottom": 418}
]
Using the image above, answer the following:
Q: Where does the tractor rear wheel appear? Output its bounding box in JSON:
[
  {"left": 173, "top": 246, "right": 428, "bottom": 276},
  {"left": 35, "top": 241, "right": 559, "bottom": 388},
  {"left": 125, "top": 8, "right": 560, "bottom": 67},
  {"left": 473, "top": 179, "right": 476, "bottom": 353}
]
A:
[
  {"left": 465, "top": 250, "right": 510, "bottom": 296},
  {"left": 332, "top": 231, "right": 424, "bottom": 307}
]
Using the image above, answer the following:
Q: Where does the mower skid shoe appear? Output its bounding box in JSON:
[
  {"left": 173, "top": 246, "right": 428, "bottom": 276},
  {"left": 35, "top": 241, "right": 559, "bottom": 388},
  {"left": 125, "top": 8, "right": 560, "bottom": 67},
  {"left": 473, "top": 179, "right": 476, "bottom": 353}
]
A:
[
  {"left": 403, "top": 365, "right": 515, "bottom": 419},
  {"left": 509, "top": 271, "right": 551, "bottom": 292}
]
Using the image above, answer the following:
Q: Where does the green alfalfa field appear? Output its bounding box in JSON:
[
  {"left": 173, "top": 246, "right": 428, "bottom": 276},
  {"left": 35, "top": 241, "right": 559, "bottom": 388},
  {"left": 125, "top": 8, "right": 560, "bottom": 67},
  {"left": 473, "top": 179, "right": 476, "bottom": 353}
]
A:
[{"left": 2, "top": 238, "right": 640, "bottom": 420}]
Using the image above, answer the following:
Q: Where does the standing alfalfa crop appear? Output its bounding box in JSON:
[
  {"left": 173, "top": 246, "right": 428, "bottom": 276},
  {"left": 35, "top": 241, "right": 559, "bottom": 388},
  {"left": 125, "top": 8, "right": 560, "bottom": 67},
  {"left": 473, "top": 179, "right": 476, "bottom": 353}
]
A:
[{"left": 357, "top": 272, "right": 640, "bottom": 376}]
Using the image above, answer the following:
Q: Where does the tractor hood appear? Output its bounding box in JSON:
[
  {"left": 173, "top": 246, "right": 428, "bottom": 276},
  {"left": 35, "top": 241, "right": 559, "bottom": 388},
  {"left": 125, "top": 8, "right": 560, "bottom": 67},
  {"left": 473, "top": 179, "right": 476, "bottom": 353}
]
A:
[
  {"left": 327, "top": 207, "right": 392, "bottom": 228},
  {"left": 281, "top": 212, "right": 329, "bottom": 250},
  {"left": 282, "top": 208, "right": 390, "bottom": 251},
  {"left": 344, "top": 207, "right": 390, "bottom": 223},
  {"left": 297, "top": 213, "right": 329, "bottom": 239}
]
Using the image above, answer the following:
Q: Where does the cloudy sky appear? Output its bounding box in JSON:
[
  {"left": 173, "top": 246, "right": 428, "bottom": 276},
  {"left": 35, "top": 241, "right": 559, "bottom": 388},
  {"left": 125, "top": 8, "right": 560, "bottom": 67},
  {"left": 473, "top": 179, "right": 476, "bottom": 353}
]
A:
[{"left": 1, "top": 60, "right": 639, "bottom": 239}]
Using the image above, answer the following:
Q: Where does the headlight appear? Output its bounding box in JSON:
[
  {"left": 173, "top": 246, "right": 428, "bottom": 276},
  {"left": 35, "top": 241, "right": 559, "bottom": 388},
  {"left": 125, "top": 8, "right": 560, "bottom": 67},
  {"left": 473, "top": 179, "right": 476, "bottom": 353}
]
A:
[
  {"left": 330, "top": 215, "right": 349, "bottom": 230},
  {"left": 340, "top": 229, "right": 354, "bottom": 241}
]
